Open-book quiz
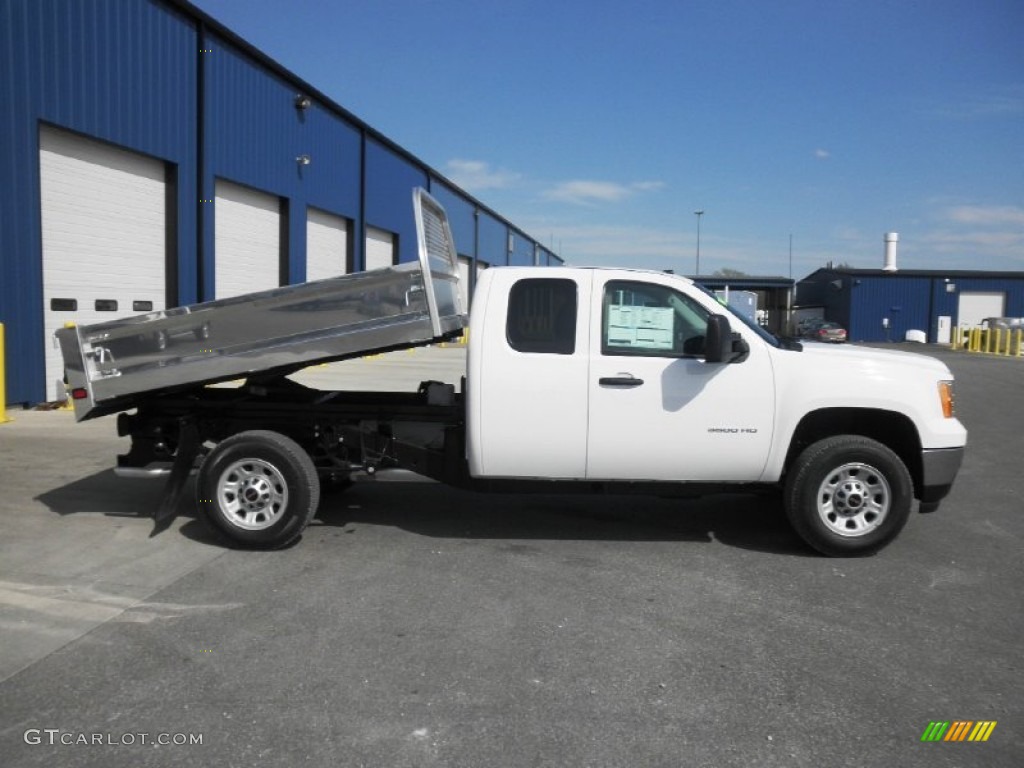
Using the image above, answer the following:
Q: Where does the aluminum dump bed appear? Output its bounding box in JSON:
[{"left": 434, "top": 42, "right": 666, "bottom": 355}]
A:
[{"left": 57, "top": 189, "right": 464, "bottom": 421}]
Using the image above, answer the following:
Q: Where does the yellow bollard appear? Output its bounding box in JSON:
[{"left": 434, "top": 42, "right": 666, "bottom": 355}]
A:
[
  {"left": 58, "top": 322, "right": 76, "bottom": 408},
  {"left": 0, "top": 323, "right": 10, "bottom": 424}
]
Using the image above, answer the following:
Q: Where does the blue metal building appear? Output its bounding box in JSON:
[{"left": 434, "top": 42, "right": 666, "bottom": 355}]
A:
[
  {"left": 0, "top": 0, "right": 560, "bottom": 406},
  {"left": 796, "top": 268, "right": 1024, "bottom": 343}
]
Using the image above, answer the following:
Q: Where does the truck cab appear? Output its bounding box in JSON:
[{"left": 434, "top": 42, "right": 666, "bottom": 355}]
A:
[{"left": 467, "top": 267, "right": 775, "bottom": 483}]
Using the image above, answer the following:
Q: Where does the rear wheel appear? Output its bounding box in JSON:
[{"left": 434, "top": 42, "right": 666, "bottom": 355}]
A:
[
  {"left": 785, "top": 435, "right": 912, "bottom": 556},
  {"left": 197, "top": 430, "right": 319, "bottom": 549}
]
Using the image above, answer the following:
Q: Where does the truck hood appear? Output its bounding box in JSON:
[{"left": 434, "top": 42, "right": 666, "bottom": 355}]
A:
[{"left": 794, "top": 343, "right": 953, "bottom": 378}]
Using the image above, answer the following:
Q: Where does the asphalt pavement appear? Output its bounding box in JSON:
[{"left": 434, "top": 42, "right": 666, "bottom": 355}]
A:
[{"left": 0, "top": 343, "right": 1020, "bottom": 767}]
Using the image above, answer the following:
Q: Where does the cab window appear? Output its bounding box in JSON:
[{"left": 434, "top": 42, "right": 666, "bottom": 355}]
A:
[
  {"left": 602, "top": 280, "right": 709, "bottom": 357},
  {"left": 507, "top": 278, "right": 577, "bottom": 354}
]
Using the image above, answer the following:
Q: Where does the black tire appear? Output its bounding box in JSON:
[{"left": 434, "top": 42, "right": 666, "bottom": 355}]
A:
[
  {"left": 196, "top": 430, "right": 319, "bottom": 549},
  {"left": 784, "top": 435, "right": 912, "bottom": 557}
]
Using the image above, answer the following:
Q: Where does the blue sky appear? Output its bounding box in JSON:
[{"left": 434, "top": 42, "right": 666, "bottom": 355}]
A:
[{"left": 192, "top": 0, "right": 1023, "bottom": 277}]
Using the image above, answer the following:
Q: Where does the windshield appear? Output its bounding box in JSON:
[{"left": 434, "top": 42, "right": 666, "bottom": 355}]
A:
[{"left": 692, "top": 282, "right": 782, "bottom": 348}]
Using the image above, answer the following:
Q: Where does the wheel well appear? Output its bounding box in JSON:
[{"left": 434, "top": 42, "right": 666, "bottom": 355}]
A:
[{"left": 784, "top": 409, "right": 923, "bottom": 497}]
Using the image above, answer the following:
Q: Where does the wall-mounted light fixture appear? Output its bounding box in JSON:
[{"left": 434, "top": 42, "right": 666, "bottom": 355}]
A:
[
  {"left": 296, "top": 154, "right": 311, "bottom": 166},
  {"left": 294, "top": 94, "right": 311, "bottom": 110}
]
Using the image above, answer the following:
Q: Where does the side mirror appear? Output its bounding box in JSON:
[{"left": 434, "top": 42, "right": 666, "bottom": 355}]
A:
[{"left": 704, "top": 314, "right": 749, "bottom": 363}]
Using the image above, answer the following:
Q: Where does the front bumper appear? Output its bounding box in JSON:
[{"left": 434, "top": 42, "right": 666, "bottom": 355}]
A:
[{"left": 919, "top": 446, "right": 965, "bottom": 506}]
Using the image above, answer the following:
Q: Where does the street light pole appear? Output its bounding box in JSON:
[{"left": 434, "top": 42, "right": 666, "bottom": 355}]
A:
[{"left": 694, "top": 210, "right": 704, "bottom": 275}]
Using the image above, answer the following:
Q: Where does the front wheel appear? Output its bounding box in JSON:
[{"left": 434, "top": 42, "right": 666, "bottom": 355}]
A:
[
  {"left": 784, "top": 435, "right": 913, "bottom": 556},
  {"left": 196, "top": 430, "right": 320, "bottom": 549}
]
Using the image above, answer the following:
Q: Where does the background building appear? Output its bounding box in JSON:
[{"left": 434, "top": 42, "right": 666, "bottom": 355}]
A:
[
  {"left": 0, "top": 0, "right": 560, "bottom": 406},
  {"left": 691, "top": 276, "right": 794, "bottom": 336},
  {"left": 796, "top": 265, "right": 1024, "bottom": 343}
]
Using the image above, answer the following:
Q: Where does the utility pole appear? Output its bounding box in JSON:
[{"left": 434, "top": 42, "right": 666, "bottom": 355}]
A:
[
  {"left": 694, "top": 210, "right": 704, "bottom": 275},
  {"left": 789, "top": 234, "right": 793, "bottom": 279}
]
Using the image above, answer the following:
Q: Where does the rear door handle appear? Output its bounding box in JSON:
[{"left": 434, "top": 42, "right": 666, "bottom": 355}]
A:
[{"left": 599, "top": 376, "right": 644, "bottom": 387}]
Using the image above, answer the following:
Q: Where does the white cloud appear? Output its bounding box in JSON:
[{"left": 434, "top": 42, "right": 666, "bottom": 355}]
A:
[
  {"left": 945, "top": 205, "right": 1024, "bottom": 227},
  {"left": 444, "top": 159, "right": 520, "bottom": 191},
  {"left": 833, "top": 226, "right": 865, "bottom": 241},
  {"left": 914, "top": 203, "right": 1024, "bottom": 263},
  {"left": 930, "top": 86, "right": 1024, "bottom": 120},
  {"left": 543, "top": 179, "right": 665, "bottom": 205},
  {"left": 922, "top": 229, "right": 1024, "bottom": 252},
  {"left": 814, "top": 148, "right": 831, "bottom": 160},
  {"left": 630, "top": 181, "right": 667, "bottom": 192}
]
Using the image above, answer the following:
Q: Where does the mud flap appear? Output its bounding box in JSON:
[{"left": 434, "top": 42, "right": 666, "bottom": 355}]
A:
[{"left": 150, "top": 420, "right": 200, "bottom": 536}]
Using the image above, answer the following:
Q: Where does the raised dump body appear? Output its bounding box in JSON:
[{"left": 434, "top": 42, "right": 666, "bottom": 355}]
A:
[{"left": 57, "top": 188, "right": 464, "bottom": 421}]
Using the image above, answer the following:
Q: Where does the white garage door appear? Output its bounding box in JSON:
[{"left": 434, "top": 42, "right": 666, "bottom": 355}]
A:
[
  {"left": 215, "top": 180, "right": 281, "bottom": 298},
  {"left": 40, "top": 125, "right": 167, "bottom": 401},
  {"left": 958, "top": 291, "right": 1005, "bottom": 328},
  {"left": 457, "top": 256, "right": 472, "bottom": 310},
  {"left": 365, "top": 226, "right": 396, "bottom": 271},
  {"left": 306, "top": 207, "right": 349, "bottom": 282}
]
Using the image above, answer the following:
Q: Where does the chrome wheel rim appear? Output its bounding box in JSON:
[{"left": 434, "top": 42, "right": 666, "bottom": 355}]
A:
[
  {"left": 216, "top": 458, "right": 288, "bottom": 530},
  {"left": 816, "top": 462, "right": 890, "bottom": 537}
]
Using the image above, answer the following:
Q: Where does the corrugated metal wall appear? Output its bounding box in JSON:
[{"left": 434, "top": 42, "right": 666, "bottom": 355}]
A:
[
  {"left": 849, "top": 275, "right": 932, "bottom": 342},
  {"left": 798, "top": 270, "right": 1024, "bottom": 342},
  {"left": 476, "top": 212, "right": 508, "bottom": 267},
  {"left": 428, "top": 181, "right": 478, "bottom": 259},
  {"left": 508, "top": 230, "right": 535, "bottom": 266},
  {"left": 364, "top": 138, "right": 429, "bottom": 268},
  {"left": 0, "top": 0, "right": 197, "bottom": 404},
  {"left": 0, "top": 0, "right": 557, "bottom": 405}
]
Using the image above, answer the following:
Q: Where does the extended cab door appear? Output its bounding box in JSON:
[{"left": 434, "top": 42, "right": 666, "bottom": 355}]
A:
[
  {"left": 467, "top": 270, "right": 592, "bottom": 478},
  {"left": 586, "top": 275, "right": 775, "bottom": 482}
]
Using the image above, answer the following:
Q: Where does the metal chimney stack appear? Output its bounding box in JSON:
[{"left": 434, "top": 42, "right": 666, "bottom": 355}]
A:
[{"left": 883, "top": 232, "right": 899, "bottom": 272}]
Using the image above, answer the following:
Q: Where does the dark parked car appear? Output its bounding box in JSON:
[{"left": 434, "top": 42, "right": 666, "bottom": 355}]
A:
[
  {"left": 795, "top": 318, "right": 822, "bottom": 335},
  {"left": 802, "top": 320, "right": 847, "bottom": 343}
]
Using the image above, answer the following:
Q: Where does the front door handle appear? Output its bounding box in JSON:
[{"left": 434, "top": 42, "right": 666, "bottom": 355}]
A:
[{"left": 599, "top": 376, "right": 644, "bottom": 387}]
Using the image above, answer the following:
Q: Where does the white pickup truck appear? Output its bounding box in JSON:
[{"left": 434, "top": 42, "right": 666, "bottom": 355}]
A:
[{"left": 57, "top": 190, "right": 966, "bottom": 556}]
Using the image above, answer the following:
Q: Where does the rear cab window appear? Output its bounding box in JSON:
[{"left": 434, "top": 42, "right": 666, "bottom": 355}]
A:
[{"left": 506, "top": 278, "right": 578, "bottom": 355}]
